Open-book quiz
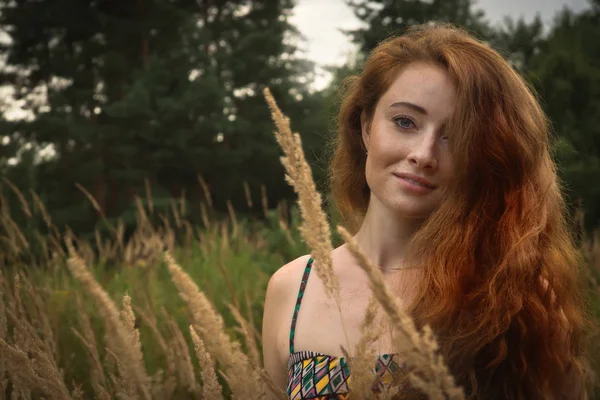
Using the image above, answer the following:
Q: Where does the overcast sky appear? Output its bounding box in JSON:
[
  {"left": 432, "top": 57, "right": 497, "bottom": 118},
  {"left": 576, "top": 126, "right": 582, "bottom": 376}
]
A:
[{"left": 290, "top": 0, "right": 592, "bottom": 88}]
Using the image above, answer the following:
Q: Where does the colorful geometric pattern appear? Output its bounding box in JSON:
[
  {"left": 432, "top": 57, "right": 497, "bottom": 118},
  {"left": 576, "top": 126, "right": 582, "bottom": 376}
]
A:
[
  {"left": 286, "top": 257, "right": 408, "bottom": 399},
  {"left": 372, "top": 353, "right": 409, "bottom": 393},
  {"left": 287, "top": 351, "right": 351, "bottom": 399},
  {"left": 286, "top": 351, "right": 407, "bottom": 399}
]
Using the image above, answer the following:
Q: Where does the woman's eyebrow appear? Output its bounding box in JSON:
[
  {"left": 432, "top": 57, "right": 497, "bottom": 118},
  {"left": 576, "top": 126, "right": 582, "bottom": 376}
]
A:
[{"left": 388, "top": 101, "right": 428, "bottom": 116}]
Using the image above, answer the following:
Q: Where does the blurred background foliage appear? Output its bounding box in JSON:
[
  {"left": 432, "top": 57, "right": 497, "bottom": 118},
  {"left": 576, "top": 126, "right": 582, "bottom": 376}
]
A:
[{"left": 0, "top": 0, "right": 599, "bottom": 243}]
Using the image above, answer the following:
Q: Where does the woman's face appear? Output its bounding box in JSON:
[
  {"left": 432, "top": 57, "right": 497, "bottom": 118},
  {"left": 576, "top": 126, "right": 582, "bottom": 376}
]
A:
[{"left": 362, "top": 61, "right": 457, "bottom": 218}]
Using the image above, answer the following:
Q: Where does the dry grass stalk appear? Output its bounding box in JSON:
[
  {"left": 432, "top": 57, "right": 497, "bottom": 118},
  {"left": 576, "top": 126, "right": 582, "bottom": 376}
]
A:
[
  {"left": 277, "top": 206, "right": 296, "bottom": 246},
  {"left": 65, "top": 241, "right": 152, "bottom": 400},
  {"left": 158, "top": 311, "right": 195, "bottom": 393},
  {"left": 120, "top": 294, "right": 142, "bottom": 357},
  {"left": 227, "top": 302, "right": 261, "bottom": 366},
  {"left": 0, "top": 338, "right": 72, "bottom": 400},
  {"left": 348, "top": 296, "right": 384, "bottom": 400},
  {"left": 182, "top": 220, "right": 194, "bottom": 260},
  {"left": 30, "top": 189, "right": 53, "bottom": 227},
  {"left": 200, "top": 202, "right": 210, "bottom": 229},
  {"left": 71, "top": 384, "right": 86, "bottom": 400},
  {"left": 179, "top": 190, "right": 186, "bottom": 217},
  {"left": 337, "top": 226, "right": 465, "bottom": 400},
  {"left": 95, "top": 229, "right": 115, "bottom": 264},
  {"left": 260, "top": 184, "right": 269, "bottom": 218},
  {"left": 277, "top": 203, "right": 289, "bottom": 230},
  {"left": 226, "top": 200, "right": 239, "bottom": 239},
  {"left": 123, "top": 240, "right": 136, "bottom": 267},
  {"left": 12, "top": 274, "right": 27, "bottom": 350},
  {"left": 78, "top": 239, "right": 97, "bottom": 267},
  {"left": 144, "top": 178, "right": 154, "bottom": 214},
  {"left": 10, "top": 269, "right": 20, "bottom": 303},
  {"left": 162, "top": 310, "right": 199, "bottom": 396},
  {"left": 12, "top": 218, "right": 30, "bottom": 251},
  {"left": 123, "top": 225, "right": 166, "bottom": 268},
  {"left": 75, "top": 183, "right": 118, "bottom": 240},
  {"left": 0, "top": 188, "right": 9, "bottom": 220},
  {"left": 47, "top": 235, "right": 66, "bottom": 260},
  {"left": 102, "top": 237, "right": 113, "bottom": 261},
  {"left": 189, "top": 325, "right": 224, "bottom": 400},
  {"left": 135, "top": 305, "right": 176, "bottom": 377},
  {"left": 197, "top": 175, "right": 213, "bottom": 209},
  {"left": 105, "top": 346, "right": 135, "bottom": 399},
  {"left": 0, "top": 274, "right": 7, "bottom": 395},
  {"left": 263, "top": 87, "right": 344, "bottom": 327},
  {"left": 170, "top": 198, "right": 182, "bottom": 228},
  {"left": 157, "top": 212, "right": 171, "bottom": 235},
  {"left": 244, "top": 289, "right": 262, "bottom": 345},
  {"left": 2, "top": 214, "right": 29, "bottom": 251},
  {"left": 94, "top": 228, "right": 104, "bottom": 260},
  {"left": 71, "top": 294, "right": 109, "bottom": 398},
  {"left": 253, "top": 365, "right": 289, "bottom": 400},
  {"left": 216, "top": 260, "right": 241, "bottom": 311},
  {"left": 3, "top": 301, "right": 73, "bottom": 399},
  {"left": 164, "top": 251, "right": 267, "bottom": 399},
  {"left": 19, "top": 272, "right": 57, "bottom": 359},
  {"left": 115, "top": 220, "right": 125, "bottom": 252},
  {"left": 149, "top": 369, "right": 177, "bottom": 400},
  {"left": 278, "top": 200, "right": 289, "bottom": 225},
  {"left": 0, "top": 275, "right": 6, "bottom": 340},
  {"left": 220, "top": 221, "right": 230, "bottom": 254},
  {"left": 135, "top": 196, "right": 152, "bottom": 233},
  {"left": 209, "top": 224, "right": 219, "bottom": 249},
  {"left": 163, "top": 228, "right": 176, "bottom": 254},
  {"left": 73, "top": 341, "right": 107, "bottom": 398},
  {"left": 376, "top": 383, "right": 403, "bottom": 400},
  {"left": 243, "top": 181, "right": 253, "bottom": 209},
  {"left": 34, "top": 230, "right": 51, "bottom": 264},
  {"left": 197, "top": 229, "right": 211, "bottom": 256},
  {"left": 2, "top": 177, "right": 32, "bottom": 217},
  {"left": 0, "top": 234, "right": 20, "bottom": 258}
]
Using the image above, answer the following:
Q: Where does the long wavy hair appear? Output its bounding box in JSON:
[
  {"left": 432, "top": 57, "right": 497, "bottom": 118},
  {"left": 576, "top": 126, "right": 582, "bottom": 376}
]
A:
[{"left": 329, "top": 23, "right": 595, "bottom": 399}]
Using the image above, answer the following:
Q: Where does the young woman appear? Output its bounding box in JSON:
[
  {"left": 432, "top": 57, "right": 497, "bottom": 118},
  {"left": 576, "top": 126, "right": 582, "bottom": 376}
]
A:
[{"left": 262, "top": 23, "right": 593, "bottom": 399}]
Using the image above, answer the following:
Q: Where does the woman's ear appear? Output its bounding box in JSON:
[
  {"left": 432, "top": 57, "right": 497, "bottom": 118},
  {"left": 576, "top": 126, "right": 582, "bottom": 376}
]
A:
[{"left": 361, "top": 110, "right": 370, "bottom": 153}]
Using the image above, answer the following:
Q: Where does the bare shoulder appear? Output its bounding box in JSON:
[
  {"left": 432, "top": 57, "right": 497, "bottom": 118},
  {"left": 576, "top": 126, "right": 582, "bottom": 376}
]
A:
[
  {"left": 262, "top": 254, "right": 312, "bottom": 390},
  {"left": 266, "top": 254, "right": 312, "bottom": 298}
]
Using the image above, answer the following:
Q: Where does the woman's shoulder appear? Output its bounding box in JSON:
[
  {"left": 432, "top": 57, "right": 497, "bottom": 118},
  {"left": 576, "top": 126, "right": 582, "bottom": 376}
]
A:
[
  {"left": 262, "top": 254, "right": 312, "bottom": 388},
  {"left": 266, "top": 254, "right": 312, "bottom": 297}
]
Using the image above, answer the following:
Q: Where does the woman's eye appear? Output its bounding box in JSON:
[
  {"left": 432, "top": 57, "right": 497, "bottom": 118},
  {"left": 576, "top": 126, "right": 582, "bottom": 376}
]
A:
[{"left": 394, "top": 116, "right": 415, "bottom": 129}]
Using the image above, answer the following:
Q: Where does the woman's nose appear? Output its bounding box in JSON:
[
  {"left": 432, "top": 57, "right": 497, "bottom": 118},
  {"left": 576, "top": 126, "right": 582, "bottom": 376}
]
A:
[{"left": 408, "top": 136, "right": 438, "bottom": 169}]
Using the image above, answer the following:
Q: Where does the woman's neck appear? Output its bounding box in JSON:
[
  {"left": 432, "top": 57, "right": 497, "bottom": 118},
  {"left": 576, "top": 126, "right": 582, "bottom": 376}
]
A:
[{"left": 352, "top": 195, "right": 425, "bottom": 273}]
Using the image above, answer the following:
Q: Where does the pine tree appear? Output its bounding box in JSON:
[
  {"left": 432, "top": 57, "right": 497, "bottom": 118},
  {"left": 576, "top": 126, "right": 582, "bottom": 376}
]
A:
[
  {"left": 344, "top": 0, "right": 493, "bottom": 58},
  {"left": 0, "top": 0, "right": 327, "bottom": 238},
  {"left": 490, "top": 15, "right": 545, "bottom": 73},
  {"left": 526, "top": 5, "right": 600, "bottom": 232}
]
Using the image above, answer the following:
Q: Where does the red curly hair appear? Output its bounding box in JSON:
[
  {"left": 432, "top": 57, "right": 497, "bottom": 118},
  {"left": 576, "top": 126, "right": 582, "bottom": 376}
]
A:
[{"left": 329, "top": 23, "right": 595, "bottom": 399}]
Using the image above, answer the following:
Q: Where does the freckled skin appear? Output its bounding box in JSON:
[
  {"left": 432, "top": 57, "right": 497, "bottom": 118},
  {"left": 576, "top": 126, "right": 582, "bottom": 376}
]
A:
[{"left": 362, "top": 61, "right": 457, "bottom": 218}]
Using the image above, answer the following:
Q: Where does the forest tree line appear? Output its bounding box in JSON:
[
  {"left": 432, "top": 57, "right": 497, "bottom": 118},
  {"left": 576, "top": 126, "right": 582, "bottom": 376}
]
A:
[{"left": 0, "top": 0, "right": 599, "bottom": 254}]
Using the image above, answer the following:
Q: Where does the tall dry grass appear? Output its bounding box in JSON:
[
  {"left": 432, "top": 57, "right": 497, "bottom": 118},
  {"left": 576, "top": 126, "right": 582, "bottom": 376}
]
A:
[{"left": 0, "top": 88, "right": 597, "bottom": 400}]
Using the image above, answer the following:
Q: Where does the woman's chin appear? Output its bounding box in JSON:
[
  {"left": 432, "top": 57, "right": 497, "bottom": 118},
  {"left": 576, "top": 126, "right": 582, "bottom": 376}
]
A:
[
  {"left": 370, "top": 191, "right": 438, "bottom": 219},
  {"left": 388, "top": 205, "right": 435, "bottom": 220}
]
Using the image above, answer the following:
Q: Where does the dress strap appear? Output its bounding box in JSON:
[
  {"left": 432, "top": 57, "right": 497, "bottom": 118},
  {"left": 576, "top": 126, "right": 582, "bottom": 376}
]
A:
[{"left": 289, "top": 257, "right": 314, "bottom": 354}]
